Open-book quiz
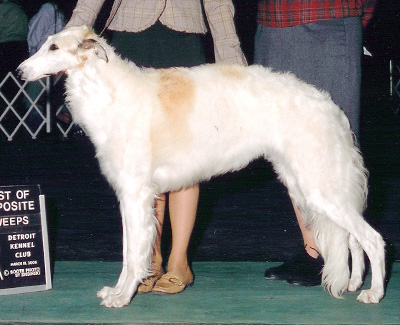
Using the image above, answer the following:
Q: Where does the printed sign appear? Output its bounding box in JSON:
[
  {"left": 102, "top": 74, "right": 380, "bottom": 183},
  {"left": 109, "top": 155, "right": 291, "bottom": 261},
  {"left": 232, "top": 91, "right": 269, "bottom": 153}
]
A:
[{"left": 0, "top": 185, "right": 52, "bottom": 295}]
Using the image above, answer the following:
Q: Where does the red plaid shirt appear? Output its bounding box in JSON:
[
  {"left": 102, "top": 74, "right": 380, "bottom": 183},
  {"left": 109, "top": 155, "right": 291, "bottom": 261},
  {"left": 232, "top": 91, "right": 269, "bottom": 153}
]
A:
[{"left": 257, "top": 0, "right": 377, "bottom": 28}]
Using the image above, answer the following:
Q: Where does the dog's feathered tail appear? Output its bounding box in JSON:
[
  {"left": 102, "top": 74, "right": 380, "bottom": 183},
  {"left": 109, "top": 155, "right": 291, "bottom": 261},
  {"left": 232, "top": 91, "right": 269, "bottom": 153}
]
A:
[
  {"left": 313, "top": 218, "right": 350, "bottom": 298},
  {"left": 311, "top": 132, "right": 369, "bottom": 298}
]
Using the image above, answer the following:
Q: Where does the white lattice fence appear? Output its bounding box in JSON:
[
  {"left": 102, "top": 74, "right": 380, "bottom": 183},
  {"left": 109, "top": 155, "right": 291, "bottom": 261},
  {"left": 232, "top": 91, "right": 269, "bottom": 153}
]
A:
[{"left": 0, "top": 72, "right": 78, "bottom": 140}]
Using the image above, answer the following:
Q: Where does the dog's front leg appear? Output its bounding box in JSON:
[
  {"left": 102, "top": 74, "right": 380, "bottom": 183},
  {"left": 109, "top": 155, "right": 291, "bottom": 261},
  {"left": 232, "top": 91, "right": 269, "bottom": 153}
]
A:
[
  {"left": 98, "top": 184, "right": 157, "bottom": 308},
  {"left": 97, "top": 205, "right": 129, "bottom": 299}
]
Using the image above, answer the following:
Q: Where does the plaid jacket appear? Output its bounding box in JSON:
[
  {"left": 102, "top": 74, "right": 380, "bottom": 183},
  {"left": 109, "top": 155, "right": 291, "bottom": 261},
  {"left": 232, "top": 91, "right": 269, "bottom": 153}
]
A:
[
  {"left": 67, "top": 0, "right": 247, "bottom": 64},
  {"left": 257, "top": 0, "right": 377, "bottom": 28}
]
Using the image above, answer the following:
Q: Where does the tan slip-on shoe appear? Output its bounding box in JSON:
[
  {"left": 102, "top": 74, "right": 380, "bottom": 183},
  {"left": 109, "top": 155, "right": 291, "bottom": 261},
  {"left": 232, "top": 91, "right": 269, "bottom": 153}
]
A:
[
  {"left": 152, "top": 266, "right": 194, "bottom": 294},
  {"left": 137, "top": 268, "right": 165, "bottom": 294}
]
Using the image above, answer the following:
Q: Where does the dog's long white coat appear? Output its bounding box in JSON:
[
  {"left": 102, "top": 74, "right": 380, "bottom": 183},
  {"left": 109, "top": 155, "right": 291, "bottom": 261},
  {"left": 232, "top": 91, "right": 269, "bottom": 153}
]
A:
[{"left": 18, "top": 26, "right": 386, "bottom": 308}]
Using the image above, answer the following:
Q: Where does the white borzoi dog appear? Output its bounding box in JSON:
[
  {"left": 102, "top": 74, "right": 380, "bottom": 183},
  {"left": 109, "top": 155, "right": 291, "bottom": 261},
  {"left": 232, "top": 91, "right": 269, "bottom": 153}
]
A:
[{"left": 18, "top": 26, "right": 385, "bottom": 308}]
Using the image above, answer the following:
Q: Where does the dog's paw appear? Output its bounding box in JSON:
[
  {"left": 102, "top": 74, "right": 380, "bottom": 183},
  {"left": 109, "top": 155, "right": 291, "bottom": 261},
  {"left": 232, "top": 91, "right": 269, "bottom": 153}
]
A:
[
  {"left": 348, "top": 277, "right": 363, "bottom": 292},
  {"left": 97, "top": 286, "right": 117, "bottom": 299},
  {"left": 357, "top": 289, "right": 383, "bottom": 304},
  {"left": 100, "top": 292, "right": 131, "bottom": 308},
  {"left": 97, "top": 286, "right": 132, "bottom": 308}
]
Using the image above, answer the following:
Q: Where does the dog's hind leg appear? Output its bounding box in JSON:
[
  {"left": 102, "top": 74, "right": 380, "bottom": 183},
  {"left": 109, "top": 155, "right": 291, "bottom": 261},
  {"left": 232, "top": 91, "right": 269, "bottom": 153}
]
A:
[
  {"left": 317, "top": 206, "right": 385, "bottom": 303},
  {"left": 98, "top": 184, "right": 157, "bottom": 308},
  {"left": 351, "top": 221, "right": 385, "bottom": 303},
  {"left": 347, "top": 234, "right": 365, "bottom": 292},
  {"left": 335, "top": 214, "right": 385, "bottom": 303}
]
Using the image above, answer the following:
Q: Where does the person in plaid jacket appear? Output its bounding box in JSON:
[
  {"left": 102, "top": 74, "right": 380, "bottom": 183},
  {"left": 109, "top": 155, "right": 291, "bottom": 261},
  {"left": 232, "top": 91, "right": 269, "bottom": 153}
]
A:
[{"left": 67, "top": 0, "right": 247, "bottom": 295}]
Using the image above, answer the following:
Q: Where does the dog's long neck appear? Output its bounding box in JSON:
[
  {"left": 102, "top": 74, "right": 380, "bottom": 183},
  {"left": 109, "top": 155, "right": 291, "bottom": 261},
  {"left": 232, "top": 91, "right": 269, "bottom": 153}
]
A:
[{"left": 65, "top": 43, "right": 153, "bottom": 146}]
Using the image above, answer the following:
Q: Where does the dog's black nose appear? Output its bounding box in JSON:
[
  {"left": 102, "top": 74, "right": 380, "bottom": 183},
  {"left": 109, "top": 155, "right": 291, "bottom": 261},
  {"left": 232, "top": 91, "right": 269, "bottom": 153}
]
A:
[
  {"left": 16, "top": 66, "right": 25, "bottom": 79},
  {"left": 16, "top": 67, "right": 22, "bottom": 76}
]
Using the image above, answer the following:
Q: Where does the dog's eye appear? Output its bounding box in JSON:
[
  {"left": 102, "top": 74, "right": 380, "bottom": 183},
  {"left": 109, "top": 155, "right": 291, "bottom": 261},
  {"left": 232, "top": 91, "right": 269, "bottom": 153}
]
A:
[{"left": 49, "top": 44, "right": 59, "bottom": 51}]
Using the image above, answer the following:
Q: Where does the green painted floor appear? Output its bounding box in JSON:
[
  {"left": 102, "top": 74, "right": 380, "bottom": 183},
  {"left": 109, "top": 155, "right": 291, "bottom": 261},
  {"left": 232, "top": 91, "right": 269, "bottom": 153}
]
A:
[{"left": 0, "top": 261, "right": 399, "bottom": 324}]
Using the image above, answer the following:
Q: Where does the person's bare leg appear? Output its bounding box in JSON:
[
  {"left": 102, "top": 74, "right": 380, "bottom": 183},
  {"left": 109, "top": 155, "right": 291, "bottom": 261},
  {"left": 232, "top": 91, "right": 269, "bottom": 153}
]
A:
[
  {"left": 152, "top": 194, "right": 166, "bottom": 268},
  {"left": 166, "top": 185, "right": 199, "bottom": 276},
  {"left": 152, "top": 185, "right": 199, "bottom": 294},
  {"left": 149, "top": 185, "right": 199, "bottom": 273},
  {"left": 292, "top": 203, "right": 320, "bottom": 258}
]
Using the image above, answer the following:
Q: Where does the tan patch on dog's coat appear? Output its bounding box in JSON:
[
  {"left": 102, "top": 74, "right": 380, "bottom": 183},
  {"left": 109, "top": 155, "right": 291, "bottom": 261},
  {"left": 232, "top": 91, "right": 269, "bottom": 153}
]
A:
[
  {"left": 158, "top": 69, "right": 194, "bottom": 113},
  {"left": 151, "top": 69, "right": 195, "bottom": 161}
]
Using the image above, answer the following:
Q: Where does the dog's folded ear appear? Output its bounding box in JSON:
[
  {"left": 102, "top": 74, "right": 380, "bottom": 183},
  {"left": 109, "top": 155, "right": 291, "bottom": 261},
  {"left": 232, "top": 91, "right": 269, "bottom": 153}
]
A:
[{"left": 78, "top": 39, "right": 109, "bottom": 63}]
